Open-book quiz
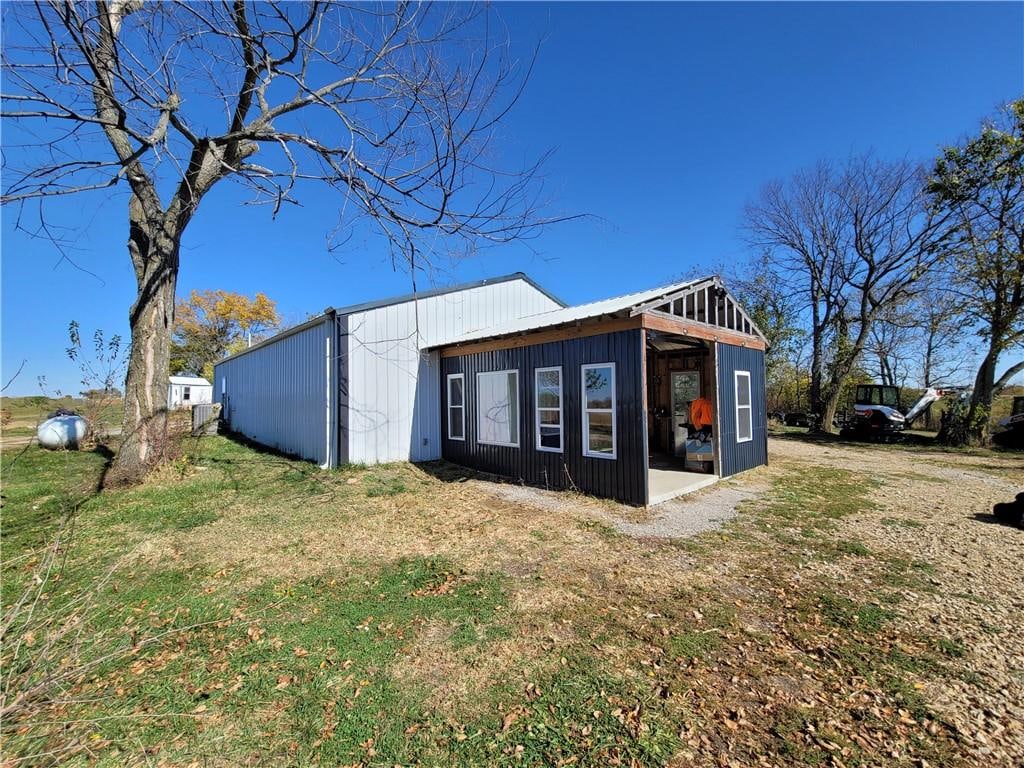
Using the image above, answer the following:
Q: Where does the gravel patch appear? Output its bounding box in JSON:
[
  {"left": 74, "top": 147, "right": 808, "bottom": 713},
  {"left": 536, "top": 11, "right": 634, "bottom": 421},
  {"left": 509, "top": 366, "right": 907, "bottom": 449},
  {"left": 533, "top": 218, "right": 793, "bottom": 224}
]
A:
[
  {"left": 470, "top": 473, "right": 771, "bottom": 540},
  {"left": 771, "top": 436, "right": 1024, "bottom": 765},
  {"left": 612, "top": 484, "right": 759, "bottom": 538}
]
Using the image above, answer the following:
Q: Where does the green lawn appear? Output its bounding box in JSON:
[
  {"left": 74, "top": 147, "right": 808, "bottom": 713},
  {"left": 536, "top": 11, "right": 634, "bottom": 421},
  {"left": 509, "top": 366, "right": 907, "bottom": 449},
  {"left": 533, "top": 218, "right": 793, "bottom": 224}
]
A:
[{"left": 0, "top": 436, "right": 979, "bottom": 766}]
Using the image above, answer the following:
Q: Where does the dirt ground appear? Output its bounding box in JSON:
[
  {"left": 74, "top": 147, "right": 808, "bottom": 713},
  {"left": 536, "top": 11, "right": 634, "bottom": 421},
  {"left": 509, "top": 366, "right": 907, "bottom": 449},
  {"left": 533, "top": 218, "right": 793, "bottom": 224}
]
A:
[
  {"left": 763, "top": 438, "right": 1024, "bottom": 764},
  {"left": 474, "top": 436, "right": 1024, "bottom": 765},
  {"left": 8, "top": 432, "right": 1021, "bottom": 766}
]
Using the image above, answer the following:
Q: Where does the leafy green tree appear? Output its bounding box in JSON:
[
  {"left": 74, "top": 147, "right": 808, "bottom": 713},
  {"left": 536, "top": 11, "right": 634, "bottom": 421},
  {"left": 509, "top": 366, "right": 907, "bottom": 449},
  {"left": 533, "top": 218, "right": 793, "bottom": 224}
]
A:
[{"left": 929, "top": 99, "right": 1024, "bottom": 444}]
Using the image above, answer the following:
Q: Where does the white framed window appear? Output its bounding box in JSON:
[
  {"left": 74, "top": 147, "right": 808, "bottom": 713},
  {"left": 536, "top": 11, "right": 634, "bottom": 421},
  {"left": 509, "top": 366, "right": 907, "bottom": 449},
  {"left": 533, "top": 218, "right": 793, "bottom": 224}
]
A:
[
  {"left": 477, "top": 370, "right": 520, "bottom": 447},
  {"left": 535, "top": 366, "right": 563, "bottom": 453},
  {"left": 183, "top": 386, "right": 191, "bottom": 401},
  {"left": 447, "top": 373, "right": 465, "bottom": 441},
  {"left": 582, "top": 363, "right": 616, "bottom": 459},
  {"left": 735, "top": 370, "right": 752, "bottom": 443}
]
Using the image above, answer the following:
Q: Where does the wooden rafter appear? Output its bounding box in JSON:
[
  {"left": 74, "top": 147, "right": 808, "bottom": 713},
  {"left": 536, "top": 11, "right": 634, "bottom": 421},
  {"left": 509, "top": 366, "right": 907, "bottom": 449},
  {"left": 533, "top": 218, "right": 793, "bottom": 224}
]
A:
[{"left": 629, "top": 277, "right": 768, "bottom": 343}]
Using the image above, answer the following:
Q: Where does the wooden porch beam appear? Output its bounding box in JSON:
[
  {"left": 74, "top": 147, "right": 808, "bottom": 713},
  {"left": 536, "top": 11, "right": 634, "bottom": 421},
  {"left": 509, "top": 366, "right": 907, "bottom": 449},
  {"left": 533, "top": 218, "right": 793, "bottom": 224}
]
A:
[
  {"left": 438, "top": 315, "right": 643, "bottom": 358},
  {"left": 641, "top": 311, "right": 766, "bottom": 350}
]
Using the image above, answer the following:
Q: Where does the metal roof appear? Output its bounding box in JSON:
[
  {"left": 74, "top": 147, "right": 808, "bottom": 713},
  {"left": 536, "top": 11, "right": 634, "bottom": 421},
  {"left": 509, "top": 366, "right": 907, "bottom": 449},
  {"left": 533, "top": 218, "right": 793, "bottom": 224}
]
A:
[
  {"left": 428, "top": 276, "right": 715, "bottom": 348},
  {"left": 215, "top": 272, "right": 563, "bottom": 367},
  {"left": 333, "top": 272, "right": 565, "bottom": 315},
  {"left": 169, "top": 375, "right": 211, "bottom": 386}
]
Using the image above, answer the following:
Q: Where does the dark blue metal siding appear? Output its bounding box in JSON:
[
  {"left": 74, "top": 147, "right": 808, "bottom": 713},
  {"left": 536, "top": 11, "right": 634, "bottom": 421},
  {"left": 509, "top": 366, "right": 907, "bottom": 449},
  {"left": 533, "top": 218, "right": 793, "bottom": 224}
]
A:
[
  {"left": 716, "top": 343, "right": 768, "bottom": 477},
  {"left": 441, "top": 329, "right": 648, "bottom": 505}
]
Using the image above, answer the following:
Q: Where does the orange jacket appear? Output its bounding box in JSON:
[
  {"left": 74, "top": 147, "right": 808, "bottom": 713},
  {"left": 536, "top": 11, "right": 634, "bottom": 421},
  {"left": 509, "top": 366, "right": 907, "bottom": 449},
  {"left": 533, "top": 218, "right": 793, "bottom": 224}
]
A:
[{"left": 690, "top": 397, "right": 713, "bottom": 429}]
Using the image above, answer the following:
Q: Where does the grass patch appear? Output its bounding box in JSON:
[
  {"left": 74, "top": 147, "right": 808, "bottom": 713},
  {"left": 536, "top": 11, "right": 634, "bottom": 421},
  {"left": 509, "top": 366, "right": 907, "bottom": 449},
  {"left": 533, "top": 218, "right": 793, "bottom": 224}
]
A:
[
  {"left": 882, "top": 517, "right": 924, "bottom": 529},
  {"left": 937, "top": 638, "right": 965, "bottom": 658},
  {"left": 817, "top": 593, "right": 891, "bottom": 634},
  {"left": 444, "top": 655, "right": 681, "bottom": 767},
  {"left": 770, "top": 707, "right": 835, "bottom": 764},
  {"left": 664, "top": 630, "right": 720, "bottom": 659},
  {"left": 9, "top": 554, "right": 510, "bottom": 765},
  {"left": 835, "top": 539, "right": 872, "bottom": 557},
  {"left": 2, "top": 436, "right": 985, "bottom": 766},
  {"left": 881, "top": 556, "right": 937, "bottom": 590},
  {"left": 365, "top": 475, "right": 408, "bottom": 497},
  {"left": 576, "top": 518, "right": 621, "bottom": 542},
  {"left": 756, "top": 465, "right": 877, "bottom": 530}
]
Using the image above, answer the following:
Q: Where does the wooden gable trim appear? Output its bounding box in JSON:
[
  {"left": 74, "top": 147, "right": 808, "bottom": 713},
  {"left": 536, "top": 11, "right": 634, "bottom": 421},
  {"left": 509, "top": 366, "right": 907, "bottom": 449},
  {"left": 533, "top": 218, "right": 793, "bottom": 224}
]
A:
[
  {"left": 438, "top": 315, "right": 643, "bottom": 358},
  {"left": 630, "top": 276, "right": 769, "bottom": 343},
  {"left": 641, "top": 311, "right": 767, "bottom": 350},
  {"left": 629, "top": 277, "right": 718, "bottom": 317}
]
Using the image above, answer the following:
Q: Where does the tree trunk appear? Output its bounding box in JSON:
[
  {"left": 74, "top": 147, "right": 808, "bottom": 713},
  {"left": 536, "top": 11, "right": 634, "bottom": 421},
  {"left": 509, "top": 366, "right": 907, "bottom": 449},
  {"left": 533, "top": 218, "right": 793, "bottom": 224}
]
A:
[
  {"left": 819, "top": 383, "right": 844, "bottom": 436},
  {"left": 965, "top": 339, "right": 1000, "bottom": 445},
  {"left": 105, "top": 209, "right": 181, "bottom": 486},
  {"left": 808, "top": 300, "right": 826, "bottom": 431}
]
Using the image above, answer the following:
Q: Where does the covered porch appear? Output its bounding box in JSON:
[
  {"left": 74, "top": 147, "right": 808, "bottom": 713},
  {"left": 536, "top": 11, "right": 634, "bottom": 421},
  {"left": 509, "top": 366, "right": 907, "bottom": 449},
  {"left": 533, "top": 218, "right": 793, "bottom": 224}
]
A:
[
  {"left": 635, "top": 277, "right": 766, "bottom": 504},
  {"left": 643, "top": 328, "right": 721, "bottom": 504}
]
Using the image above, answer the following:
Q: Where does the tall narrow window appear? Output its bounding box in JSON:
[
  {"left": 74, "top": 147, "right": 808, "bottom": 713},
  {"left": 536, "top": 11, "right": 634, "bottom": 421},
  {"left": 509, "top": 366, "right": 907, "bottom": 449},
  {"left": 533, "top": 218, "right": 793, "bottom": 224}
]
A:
[
  {"left": 477, "top": 370, "right": 519, "bottom": 446},
  {"left": 582, "top": 363, "right": 616, "bottom": 459},
  {"left": 535, "top": 367, "right": 563, "bottom": 452},
  {"left": 447, "top": 373, "right": 465, "bottom": 441},
  {"left": 735, "top": 370, "right": 752, "bottom": 443},
  {"left": 183, "top": 386, "right": 191, "bottom": 402}
]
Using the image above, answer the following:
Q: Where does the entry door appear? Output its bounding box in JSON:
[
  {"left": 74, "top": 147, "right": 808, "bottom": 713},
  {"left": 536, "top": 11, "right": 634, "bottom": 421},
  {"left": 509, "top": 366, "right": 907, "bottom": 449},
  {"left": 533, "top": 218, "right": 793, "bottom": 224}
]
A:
[{"left": 670, "top": 371, "right": 701, "bottom": 456}]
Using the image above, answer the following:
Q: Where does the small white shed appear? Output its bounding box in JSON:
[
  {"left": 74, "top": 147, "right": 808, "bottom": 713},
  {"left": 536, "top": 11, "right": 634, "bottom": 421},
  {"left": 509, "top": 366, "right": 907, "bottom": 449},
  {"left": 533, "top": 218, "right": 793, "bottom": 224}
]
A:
[{"left": 167, "top": 375, "right": 212, "bottom": 409}]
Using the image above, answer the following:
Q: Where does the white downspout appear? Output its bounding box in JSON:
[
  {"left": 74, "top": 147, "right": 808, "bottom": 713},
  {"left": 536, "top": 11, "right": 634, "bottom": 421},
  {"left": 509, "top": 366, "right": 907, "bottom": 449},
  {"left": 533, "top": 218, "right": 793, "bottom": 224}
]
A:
[{"left": 322, "top": 330, "right": 331, "bottom": 469}]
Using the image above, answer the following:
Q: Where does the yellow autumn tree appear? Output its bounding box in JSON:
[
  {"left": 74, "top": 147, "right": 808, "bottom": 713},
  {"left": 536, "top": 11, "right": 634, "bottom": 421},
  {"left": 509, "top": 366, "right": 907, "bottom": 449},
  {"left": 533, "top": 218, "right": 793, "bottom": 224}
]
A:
[{"left": 170, "top": 290, "right": 280, "bottom": 380}]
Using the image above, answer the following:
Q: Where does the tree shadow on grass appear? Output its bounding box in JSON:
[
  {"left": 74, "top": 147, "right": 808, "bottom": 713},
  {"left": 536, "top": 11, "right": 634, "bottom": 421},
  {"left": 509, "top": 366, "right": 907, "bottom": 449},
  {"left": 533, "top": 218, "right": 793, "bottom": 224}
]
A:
[
  {"left": 199, "top": 429, "right": 342, "bottom": 503},
  {"left": 1, "top": 443, "right": 116, "bottom": 552},
  {"left": 415, "top": 458, "right": 599, "bottom": 504}
]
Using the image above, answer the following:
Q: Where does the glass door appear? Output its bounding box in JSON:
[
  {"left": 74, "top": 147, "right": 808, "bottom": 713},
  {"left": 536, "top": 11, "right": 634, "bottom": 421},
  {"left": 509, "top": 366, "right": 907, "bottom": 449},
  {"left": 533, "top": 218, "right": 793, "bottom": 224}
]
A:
[{"left": 670, "top": 371, "right": 700, "bottom": 456}]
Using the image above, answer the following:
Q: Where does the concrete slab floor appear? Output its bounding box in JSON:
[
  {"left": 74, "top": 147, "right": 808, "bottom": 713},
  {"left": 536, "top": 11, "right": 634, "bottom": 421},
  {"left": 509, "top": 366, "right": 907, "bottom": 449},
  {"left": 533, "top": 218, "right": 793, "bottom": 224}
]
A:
[{"left": 648, "top": 468, "right": 718, "bottom": 505}]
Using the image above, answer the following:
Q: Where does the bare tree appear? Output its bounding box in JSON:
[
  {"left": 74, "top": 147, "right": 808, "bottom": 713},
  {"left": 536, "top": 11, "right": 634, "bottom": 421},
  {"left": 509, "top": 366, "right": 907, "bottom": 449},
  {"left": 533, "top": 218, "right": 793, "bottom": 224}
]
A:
[
  {"left": 866, "top": 303, "right": 916, "bottom": 387},
  {"left": 2, "top": 2, "right": 563, "bottom": 484},
  {"left": 747, "top": 156, "right": 952, "bottom": 431},
  {"left": 744, "top": 162, "right": 849, "bottom": 429},
  {"left": 909, "top": 280, "right": 972, "bottom": 388},
  {"left": 929, "top": 99, "right": 1024, "bottom": 444}
]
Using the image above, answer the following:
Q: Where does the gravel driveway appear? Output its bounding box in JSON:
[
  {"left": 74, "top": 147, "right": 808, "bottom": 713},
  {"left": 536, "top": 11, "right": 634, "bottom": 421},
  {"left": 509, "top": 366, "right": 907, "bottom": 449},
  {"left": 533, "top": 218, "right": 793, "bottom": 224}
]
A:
[{"left": 475, "top": 435, "right": 1024, "bottom": 764}]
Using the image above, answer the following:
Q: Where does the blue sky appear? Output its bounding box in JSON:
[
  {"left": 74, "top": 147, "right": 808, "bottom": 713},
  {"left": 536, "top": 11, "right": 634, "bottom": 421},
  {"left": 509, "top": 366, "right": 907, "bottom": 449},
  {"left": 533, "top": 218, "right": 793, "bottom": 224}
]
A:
[{"left": 2, "top": 1, "right": 1022, "bottom": 395}]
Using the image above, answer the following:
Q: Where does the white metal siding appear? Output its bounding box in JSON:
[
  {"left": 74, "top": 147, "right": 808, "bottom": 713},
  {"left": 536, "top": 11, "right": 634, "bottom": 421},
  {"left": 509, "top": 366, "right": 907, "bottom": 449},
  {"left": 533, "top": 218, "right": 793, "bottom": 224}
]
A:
[
  {"left": 346, "top": 280, "right": 559, "bottom": 464},
  {"left": 214, "top": 318, "right": 335, "bottom": 466}
]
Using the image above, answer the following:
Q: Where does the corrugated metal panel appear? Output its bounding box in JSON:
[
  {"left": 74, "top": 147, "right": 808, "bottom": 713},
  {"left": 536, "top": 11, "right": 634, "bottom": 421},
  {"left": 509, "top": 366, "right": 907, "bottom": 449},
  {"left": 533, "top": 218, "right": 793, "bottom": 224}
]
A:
[
  {"left": 429, "top": 276, "right": 714, "bottom": 347},
  {"left": 346, "top": 278, "right": 561, "bottom": 464},
  {"left": 715, "top": 343, "right": 768, "bottom": 477},
  {"left": 441, "top": 329, "right": 648, "bottom": 505},
  {"left": 214, "top": 316, "right": 336, "bottom": 466}
]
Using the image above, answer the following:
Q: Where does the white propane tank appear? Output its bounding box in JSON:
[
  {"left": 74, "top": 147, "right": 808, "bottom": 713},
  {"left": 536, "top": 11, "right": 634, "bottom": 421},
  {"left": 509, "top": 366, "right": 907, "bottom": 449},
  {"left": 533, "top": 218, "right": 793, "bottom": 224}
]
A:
[{"left": 37, "top": 415, "right": 88, "bottom": 450}]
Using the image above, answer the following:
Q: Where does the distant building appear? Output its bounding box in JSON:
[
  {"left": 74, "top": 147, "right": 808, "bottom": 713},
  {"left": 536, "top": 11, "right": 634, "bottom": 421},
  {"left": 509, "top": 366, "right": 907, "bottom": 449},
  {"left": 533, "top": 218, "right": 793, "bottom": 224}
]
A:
[
  {"left": 214, "top": 273, "right": 768, "bottom": 505},
  {"left": 167, "top": 375, "right": 212, "bottom": 409}
]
